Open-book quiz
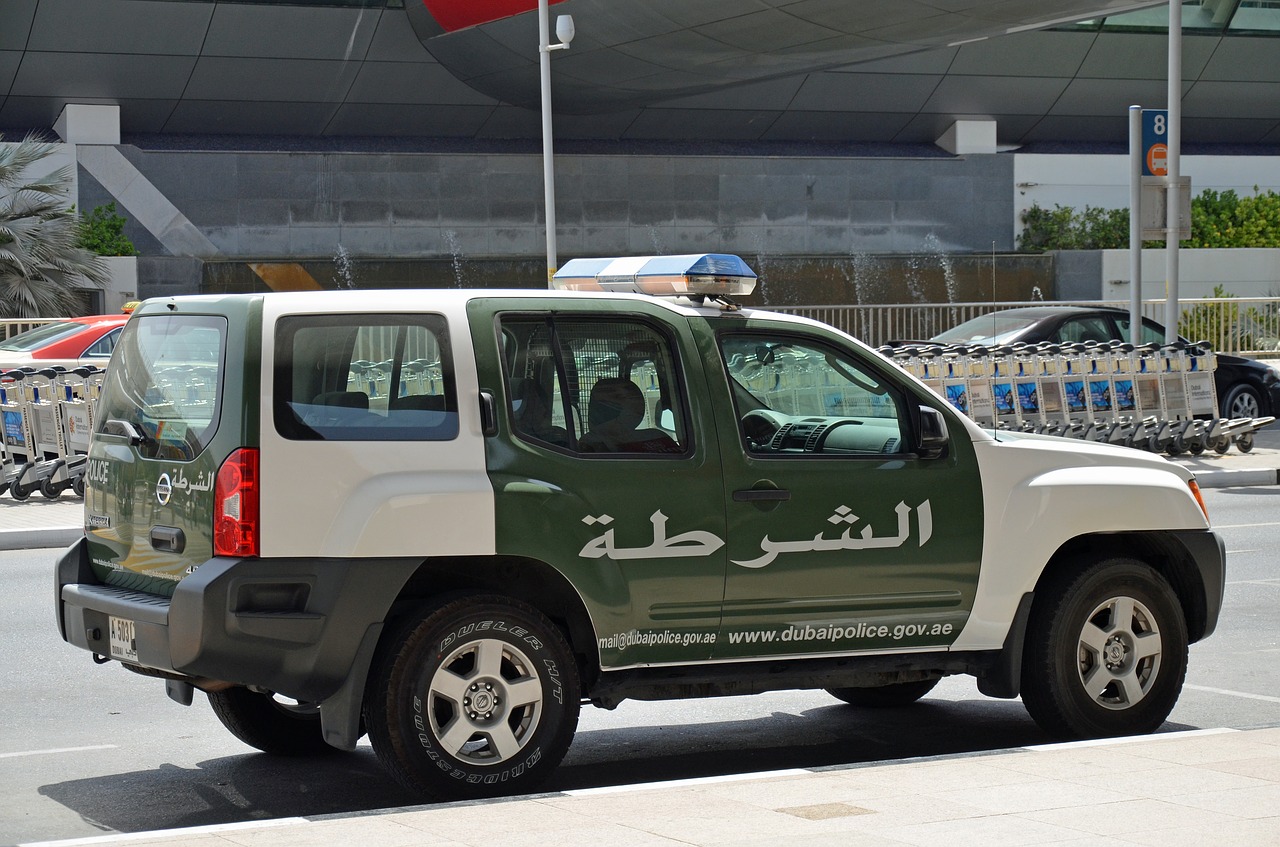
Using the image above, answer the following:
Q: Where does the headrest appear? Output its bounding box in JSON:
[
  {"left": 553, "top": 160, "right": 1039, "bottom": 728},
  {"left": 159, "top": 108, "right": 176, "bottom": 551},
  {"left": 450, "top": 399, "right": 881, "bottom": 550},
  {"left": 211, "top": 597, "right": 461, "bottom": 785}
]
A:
[{"left": 587, "top": 378, "right": 644, "bottom": 431}]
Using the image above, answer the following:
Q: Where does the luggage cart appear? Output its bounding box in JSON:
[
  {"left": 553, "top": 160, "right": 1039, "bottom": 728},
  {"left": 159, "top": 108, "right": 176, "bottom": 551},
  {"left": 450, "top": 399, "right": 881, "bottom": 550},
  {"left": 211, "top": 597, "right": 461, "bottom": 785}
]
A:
[{"left": 1, "top": 369, "right": 41, "bottom": 500}]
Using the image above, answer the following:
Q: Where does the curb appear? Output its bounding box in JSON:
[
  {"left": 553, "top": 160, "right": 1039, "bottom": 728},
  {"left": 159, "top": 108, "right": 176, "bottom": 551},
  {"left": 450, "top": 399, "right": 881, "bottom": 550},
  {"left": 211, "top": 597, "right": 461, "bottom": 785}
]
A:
[{"left": 0, "top": 526, "right": 82, "bottom": 552}]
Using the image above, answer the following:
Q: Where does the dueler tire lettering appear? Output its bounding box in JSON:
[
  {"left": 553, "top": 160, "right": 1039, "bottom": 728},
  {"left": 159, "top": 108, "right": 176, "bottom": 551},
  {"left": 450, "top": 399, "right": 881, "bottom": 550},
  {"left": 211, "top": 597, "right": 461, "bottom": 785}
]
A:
[
  {"left": 366, "top": 594, "right": 581, "bottom": 801},
  {"left": 1021, "top": 557, "right": 1188, "bottom": 739}
]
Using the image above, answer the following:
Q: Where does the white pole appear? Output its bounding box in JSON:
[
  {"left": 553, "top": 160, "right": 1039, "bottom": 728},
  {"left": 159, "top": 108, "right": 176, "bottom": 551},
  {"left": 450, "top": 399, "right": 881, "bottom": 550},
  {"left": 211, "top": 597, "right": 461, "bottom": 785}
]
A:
[
  {"left": 1165, "top": 0, "right": 1181, "bottom": 342},
  {"left": 1129, "top": 105, "right": 1142, "bottom": 341},
  {"left": 538, "top": 0, "right": 557, "bottom": 284}
]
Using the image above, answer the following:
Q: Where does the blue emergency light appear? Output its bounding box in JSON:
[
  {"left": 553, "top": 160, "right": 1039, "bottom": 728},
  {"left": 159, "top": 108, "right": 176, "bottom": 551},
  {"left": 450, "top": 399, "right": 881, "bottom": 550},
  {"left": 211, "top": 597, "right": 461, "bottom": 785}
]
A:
[{"left": 551, "top": 253, "right": 757, "bottom": 297}]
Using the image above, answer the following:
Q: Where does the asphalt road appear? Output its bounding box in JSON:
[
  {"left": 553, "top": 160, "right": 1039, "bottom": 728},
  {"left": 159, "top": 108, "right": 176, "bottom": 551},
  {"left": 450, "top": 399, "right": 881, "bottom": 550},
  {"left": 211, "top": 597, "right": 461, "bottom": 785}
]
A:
[{"left": 2, "top": 487, "right": 1277, "bottom": 846}]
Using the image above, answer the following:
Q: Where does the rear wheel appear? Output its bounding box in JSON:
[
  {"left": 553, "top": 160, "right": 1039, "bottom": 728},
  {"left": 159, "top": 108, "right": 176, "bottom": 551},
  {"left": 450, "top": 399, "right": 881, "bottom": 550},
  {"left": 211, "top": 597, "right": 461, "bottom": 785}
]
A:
[
  {"left": 1021, "top": 558, "right": 1187, "bottom": 739},
  {"left": 827, "top": 678, "right": 939, "bottom": 707},
  {"left": 366, "top": 594, "right": 581, "bottom": 801},
  {"left": 40, "top": 477, "right": 66, "bottom": 499},
  {"left": 8, "top": 479, "right": 32, "bottom": 501},
  {"left": 207, "top": 687, "right": 340, "bottom": 756}
]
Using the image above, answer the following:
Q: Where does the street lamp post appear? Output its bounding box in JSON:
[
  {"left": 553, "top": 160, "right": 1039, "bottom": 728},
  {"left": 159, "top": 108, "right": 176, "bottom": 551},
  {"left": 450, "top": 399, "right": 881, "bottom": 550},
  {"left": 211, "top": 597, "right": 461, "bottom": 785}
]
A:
[{"left": 538, "top": 0, "right": 574, "bottom": 284}]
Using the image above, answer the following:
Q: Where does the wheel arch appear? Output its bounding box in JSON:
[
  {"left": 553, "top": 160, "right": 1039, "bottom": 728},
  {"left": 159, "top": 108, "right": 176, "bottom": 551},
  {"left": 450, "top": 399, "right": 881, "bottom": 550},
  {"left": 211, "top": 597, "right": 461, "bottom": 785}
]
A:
[
  {"left": 1035, "top": 530, "right": 1219, "bottom": 644},
  {"left": 380, "top": 554, "right": 600, "bottom": 685}
]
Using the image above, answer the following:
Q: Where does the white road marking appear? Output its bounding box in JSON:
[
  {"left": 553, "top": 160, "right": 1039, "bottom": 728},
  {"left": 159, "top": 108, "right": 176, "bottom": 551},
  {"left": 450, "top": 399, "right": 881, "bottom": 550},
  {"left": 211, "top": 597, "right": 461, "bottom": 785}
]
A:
[
  {"left": 564, "top": 768, "right": 810, "bottom": 796},
  {"left": 0, "top": 745, "right": 116, "bottom": 759},
  {"left": 1184, "top": 683, "right": 1280, "bottom": 704}
]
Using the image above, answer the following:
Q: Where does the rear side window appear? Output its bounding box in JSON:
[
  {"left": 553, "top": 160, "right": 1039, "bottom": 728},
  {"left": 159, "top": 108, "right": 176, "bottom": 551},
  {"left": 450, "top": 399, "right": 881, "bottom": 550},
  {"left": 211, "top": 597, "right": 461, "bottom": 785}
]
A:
[
  {"left": 499, "top": 315, "right": 689, "bottom": 456},
  {"left": 95, "top": 314, "right": 226, "bottom": 460},
  {"left": 274, "top": 314, "right": 458, "bottom": 441}
]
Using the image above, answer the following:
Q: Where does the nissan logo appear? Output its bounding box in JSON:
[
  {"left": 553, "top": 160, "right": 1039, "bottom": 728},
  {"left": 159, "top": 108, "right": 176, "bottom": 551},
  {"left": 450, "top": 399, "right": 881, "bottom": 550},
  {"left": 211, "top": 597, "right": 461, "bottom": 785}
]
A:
[{"left": 156, "top": 473, "right": 173, "bottom": 505}]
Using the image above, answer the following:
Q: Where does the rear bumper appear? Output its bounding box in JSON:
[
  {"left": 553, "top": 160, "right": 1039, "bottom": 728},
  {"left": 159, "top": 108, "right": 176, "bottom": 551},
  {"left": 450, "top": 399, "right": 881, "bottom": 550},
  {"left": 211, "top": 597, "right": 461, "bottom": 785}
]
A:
[{"left": 56, "top": 537, "right": 420, "bottom": 702}]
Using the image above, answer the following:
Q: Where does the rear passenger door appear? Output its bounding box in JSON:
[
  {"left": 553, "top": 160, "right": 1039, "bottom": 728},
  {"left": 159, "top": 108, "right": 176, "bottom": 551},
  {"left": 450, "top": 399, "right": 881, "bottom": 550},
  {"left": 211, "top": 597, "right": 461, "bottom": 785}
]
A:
[{"left": 474, "top": 301, "right": 729, "bottom": 668}]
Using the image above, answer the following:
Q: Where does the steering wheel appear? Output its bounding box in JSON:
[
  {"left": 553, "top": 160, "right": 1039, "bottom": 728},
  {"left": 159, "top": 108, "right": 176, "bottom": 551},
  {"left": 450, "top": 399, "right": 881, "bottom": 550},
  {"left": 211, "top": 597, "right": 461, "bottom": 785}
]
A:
[{"left": 741, "top": 409, "right": 782, "bottom": 449}]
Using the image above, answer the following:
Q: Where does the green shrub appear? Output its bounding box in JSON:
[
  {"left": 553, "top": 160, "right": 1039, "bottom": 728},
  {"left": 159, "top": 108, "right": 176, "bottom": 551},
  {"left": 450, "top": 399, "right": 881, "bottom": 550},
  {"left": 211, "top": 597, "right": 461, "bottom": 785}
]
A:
[
  {"left": 78, "top": 203, "right": 138, "bottom": 256},
  {"left": 1018, "top": 188, "right": 1280, "bottom": 252}
]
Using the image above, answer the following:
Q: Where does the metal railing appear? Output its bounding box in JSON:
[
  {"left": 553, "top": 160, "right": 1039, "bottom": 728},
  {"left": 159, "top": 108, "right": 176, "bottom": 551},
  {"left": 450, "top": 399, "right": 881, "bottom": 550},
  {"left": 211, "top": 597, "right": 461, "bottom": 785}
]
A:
[
  {"left": 766, "top": 298, "right": 1280, "bottom": 358},
  {"left": 1, "top": 319, "right": 57, "bottom": 342}
]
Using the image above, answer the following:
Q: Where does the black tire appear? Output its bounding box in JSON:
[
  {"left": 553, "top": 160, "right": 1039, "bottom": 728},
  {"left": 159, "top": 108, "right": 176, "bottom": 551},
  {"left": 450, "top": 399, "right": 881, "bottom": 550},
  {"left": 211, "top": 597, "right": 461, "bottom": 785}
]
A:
[
  {"left": 827, "top": 678, "right": 939, "bottom": 707},
  {"left": 71, "top": 475, "right": 85, "bottom": 498},
  {"left": 1186, "top": 439, "right": 1206, "bottom": 456},
  {"left": 1021, "top": 558, "right": 1188, "bottom": 739},
  {"left": 1236, "top": 432, "right": 1255, "bottom": 453},
  {"left": 366, "top": 594, "right": 581, "bottom": 801},
  {"left": 1213, "top": 437, "right": 1232, "bottom": 455},
  {"left": 1221, "top": 383, "right": 1261, "bottom": 420},
  {"left": 207, "top": 687, "right": 340, "bottom": 756},
  {"left": 8, "top": 479, "right": 32, "bottom": 501},
  {"left": 40, "top": 477, "right": 65, "bottom": 499}
]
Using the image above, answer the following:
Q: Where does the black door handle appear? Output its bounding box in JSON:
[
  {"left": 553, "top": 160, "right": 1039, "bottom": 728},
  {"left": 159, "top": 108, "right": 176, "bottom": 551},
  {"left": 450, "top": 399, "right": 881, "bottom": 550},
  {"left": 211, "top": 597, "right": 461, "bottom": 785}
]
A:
[{"left": 733, "top": 488, "right": 791, "bottom": 502}]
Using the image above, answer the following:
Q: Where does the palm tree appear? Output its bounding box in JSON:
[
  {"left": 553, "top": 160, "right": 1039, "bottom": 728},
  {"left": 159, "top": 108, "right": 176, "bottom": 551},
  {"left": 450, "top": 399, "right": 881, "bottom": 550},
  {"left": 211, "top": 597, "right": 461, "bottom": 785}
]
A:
[{"left": 0, "top": 133, "right": 107, "bottom": 318}]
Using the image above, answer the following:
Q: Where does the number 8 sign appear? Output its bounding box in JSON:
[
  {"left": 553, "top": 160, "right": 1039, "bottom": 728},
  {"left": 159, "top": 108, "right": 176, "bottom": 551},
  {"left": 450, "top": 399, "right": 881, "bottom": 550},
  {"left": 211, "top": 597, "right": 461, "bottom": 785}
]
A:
[{"left": 1142, "top": 109, "right": 1169, "bottom": 177}]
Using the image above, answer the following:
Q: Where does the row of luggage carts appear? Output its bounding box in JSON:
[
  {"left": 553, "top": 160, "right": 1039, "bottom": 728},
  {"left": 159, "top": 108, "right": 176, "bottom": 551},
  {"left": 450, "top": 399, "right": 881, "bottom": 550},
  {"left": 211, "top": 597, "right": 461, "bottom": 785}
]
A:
[
  {"left": 883, "top": 339, "right": 1274, "bottom": 455},
  {"left": 1, "top": 366, "right": 104, "bottom": 500}
]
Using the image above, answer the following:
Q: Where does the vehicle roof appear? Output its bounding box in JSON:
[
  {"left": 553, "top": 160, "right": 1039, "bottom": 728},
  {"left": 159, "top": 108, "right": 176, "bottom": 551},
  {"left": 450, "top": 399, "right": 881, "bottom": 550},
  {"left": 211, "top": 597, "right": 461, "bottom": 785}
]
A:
[{"left": 135, "top": 289, "right": 787, "bottom": 322}]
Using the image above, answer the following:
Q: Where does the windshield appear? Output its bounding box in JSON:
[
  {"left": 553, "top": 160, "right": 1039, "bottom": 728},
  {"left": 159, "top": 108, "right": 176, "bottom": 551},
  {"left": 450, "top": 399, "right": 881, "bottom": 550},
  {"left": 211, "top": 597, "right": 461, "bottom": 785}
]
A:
[
  {"left": 932, "top": 313, "right": 1041, "bottom": 345},
  {"left": 0, "top": 321, "right": 85, "bottom": 351}
]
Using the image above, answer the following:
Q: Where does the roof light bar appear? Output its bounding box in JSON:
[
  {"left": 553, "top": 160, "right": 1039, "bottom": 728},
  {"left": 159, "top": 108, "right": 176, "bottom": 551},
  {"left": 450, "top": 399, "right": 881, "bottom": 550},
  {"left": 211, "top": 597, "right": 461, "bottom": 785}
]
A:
[{"left": 551, "top": 254, "right": 757, "bottom": 297}]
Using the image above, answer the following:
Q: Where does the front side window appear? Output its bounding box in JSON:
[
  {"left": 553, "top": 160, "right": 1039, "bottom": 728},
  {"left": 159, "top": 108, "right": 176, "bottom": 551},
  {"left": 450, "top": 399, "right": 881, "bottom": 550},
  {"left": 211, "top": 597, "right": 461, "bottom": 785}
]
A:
[
  {"left": 720, "top": 332, "right": 906, "bottom": 456},
  {"left": 275, "top": 314, "right": 458, "bottom": 441},
  {"left": 95, "top": 314, "right": 225, "bottom": 460},
  {"left": 500, "top": 316, "right": 689, "bottom": 456}
]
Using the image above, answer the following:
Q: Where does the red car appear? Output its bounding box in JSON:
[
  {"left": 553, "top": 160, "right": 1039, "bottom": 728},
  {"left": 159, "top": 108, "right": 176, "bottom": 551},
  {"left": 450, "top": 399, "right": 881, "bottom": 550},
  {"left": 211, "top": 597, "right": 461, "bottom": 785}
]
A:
[{"left": 0, "top": 314, "right": 130, "bottom": 371}]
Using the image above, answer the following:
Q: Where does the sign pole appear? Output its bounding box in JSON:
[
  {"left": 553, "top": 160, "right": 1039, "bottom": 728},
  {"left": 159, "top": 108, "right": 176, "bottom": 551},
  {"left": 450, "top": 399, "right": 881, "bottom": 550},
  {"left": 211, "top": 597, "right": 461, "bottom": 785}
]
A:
[
  {"left": 1129, "top": 105, "right": 1142, "bottom": 340},
  {"left": 1165, "top": 0, "right": 1182, "bottom": 342}
]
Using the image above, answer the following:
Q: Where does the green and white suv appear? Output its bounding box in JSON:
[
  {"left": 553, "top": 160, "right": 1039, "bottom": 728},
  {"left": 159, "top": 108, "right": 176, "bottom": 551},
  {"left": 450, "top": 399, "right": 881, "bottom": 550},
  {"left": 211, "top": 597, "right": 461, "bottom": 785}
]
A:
[{"left": 56, "top": 254, "right": 1224, "bottom": 801}]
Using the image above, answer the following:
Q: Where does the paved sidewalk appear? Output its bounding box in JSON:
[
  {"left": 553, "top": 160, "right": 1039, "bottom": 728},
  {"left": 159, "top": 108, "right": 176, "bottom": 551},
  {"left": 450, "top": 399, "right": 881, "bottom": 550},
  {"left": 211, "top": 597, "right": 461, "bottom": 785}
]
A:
[{"left": 26, "top": 727, "right": 1280, "bottom": 847}]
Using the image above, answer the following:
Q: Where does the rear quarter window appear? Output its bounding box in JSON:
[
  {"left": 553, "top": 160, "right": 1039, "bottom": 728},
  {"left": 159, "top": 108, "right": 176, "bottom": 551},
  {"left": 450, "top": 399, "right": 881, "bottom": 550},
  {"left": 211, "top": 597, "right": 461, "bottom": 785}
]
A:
[
  {"left": 273, "top": 313, "right": 458, "bottom": 441},
  {"left": 94, "top": 314, "right": 225, "bottom": 460}
]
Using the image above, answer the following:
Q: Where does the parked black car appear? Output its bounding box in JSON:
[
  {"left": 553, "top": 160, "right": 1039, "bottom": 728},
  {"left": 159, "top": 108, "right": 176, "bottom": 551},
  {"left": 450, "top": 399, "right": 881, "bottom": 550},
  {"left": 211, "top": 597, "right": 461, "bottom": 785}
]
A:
[{"left": 926, "top": 306, "right": 1280, "bottom": 420}]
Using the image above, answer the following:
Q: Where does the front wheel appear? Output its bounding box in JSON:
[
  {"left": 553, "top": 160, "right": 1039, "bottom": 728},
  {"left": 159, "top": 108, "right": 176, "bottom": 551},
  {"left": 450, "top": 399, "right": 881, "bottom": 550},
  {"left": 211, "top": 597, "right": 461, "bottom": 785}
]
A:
[
  {"left": 827, "top": 678, "right": 939, "bottom": 707},
  {"left": 207, "top": 687, "right": 341, "bottom": 756},
  {"left": 1021, "top": 558, "right": 1187, "bottom": 739},
  {"left": 366, "top": 594, "right": 582, "bottom": 801},
  {"left": 8, "top": 479, "right": 32, "bottom": 501}
]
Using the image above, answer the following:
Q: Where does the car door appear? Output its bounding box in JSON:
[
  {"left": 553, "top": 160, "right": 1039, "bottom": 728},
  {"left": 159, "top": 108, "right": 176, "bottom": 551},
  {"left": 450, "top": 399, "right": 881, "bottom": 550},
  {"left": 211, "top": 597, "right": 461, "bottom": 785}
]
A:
[
  {"left": 701, "top": 322, "right": 985, "bottom": 659},
  {"left": 473, "top": 300, "right": 729, "bottom": 667}
]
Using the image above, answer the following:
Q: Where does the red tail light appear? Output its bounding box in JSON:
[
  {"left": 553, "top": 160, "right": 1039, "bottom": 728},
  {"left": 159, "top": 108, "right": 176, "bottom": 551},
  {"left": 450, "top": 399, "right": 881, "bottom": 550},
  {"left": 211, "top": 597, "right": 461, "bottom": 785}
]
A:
[{"left": 214, "top": 448, "right": 259, "bottom": 557}]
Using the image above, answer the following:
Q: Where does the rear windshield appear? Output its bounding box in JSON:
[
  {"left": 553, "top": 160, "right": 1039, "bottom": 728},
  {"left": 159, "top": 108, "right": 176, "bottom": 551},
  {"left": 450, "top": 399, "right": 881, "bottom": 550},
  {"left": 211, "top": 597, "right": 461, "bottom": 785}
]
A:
[
  {"left": 94, "top": 314, "right": 226, "bottom": 460},
  {"left": 0, "top": 321, "right": 85, "bottom": 351}
]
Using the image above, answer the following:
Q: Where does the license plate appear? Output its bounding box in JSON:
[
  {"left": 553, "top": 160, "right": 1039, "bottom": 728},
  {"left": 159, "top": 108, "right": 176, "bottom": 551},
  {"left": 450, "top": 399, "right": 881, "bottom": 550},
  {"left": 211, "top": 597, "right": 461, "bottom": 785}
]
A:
[{"left": 109, "top": 616, "right": 138, "bottom": 663}]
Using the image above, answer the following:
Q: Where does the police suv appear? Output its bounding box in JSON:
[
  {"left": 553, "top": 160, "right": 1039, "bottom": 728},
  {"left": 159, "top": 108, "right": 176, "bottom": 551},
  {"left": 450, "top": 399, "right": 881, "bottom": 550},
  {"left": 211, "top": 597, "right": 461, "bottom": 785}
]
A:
[{"left": 56, "top": 254, "right": 1224, "bottom": 801}]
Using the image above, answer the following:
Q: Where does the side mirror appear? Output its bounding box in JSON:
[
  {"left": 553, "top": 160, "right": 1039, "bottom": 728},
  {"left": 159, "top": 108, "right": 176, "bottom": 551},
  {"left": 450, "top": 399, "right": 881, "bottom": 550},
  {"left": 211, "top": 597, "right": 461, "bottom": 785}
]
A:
[{"left": 916, "top": 406, "right": 949, "bottom": 459}]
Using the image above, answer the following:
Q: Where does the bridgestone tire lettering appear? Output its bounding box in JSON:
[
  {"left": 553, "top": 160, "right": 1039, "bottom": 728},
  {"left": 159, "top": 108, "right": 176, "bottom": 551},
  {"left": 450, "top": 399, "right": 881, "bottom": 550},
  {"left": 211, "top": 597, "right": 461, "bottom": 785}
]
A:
[
  {"left": 1021, "top": 557, "right": 1188, "bottom": 739},
  {"left": 366, "top": 594, "right": 581, "bottom": 801}
]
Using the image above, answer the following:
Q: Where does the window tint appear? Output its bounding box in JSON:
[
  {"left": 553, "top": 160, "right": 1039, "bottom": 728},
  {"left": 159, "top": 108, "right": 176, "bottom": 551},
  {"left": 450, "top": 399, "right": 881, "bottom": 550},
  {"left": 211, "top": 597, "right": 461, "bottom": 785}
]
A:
[
  {"left": 95, "top": 315, "right": 225, "bottom": 460},
  {"left": 500, "top": 316, "right": 688, "bottom": 456},
  {"left": 1053, "top": 316, "right": 1114, "bottom": 344},
  {"left": 274, "top": 314, "right": 458, "bottom": 441},
  {"left": 720, "top": 332, "right": 905, "bottom": 456}
]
